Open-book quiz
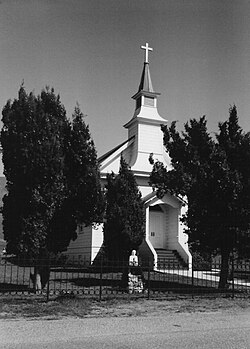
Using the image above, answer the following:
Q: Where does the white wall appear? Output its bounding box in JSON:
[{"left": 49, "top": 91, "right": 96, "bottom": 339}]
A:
[
  {"left": 138, "top": 123, "right": 163, "bottom": 155},
  {"left": 166, "top": 205, "right": 191, "bottom": 266},
  {"left": 161, "top": 205, "right": 169, "bottom": 248},
  {"left": 64, "top": 225, "right": 92, "bottom": 263},
  {"left": 91, "top": 224, "right": 104, "bottom": 261},
  {"left": 166, "top": 206, "right": 178, "bottom": 250}
]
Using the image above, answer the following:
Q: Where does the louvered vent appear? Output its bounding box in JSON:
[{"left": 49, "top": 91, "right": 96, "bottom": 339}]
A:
[{"left": 144, "top": 96, "right": 154, "bottom": 107}]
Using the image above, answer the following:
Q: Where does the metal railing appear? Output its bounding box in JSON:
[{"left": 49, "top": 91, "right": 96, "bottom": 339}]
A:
[{"left": 0, "top": 256, "right": 249, "bottom": 301}]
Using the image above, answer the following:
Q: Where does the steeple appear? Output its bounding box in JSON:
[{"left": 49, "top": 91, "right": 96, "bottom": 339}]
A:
[
  {"left": 122, "top": 42, "right": 169, "bottom": 174},
  {"left": 137, "top": 62, "right": 154, "bottom": 93},
  {"left": 130, "top": 43, "right": 161, "bottom": 113},
  {"left": 137, "top": 42, "right": 154, "bottom": 93},
  {"left": 125, "top": 42, "right": 165, "bottom": 126}
]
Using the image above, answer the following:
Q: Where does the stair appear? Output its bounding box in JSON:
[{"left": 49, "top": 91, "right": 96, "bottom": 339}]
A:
[{"left": 155, "top": 249, "right": 188, "bottom": 269}]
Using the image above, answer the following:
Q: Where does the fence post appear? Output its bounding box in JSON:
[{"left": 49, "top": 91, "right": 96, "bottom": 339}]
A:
[
  {"left": 3, "top": 257, "right": 7, "bottom": 284},
  {"left": 46, "top": 258, "right": 50, "bottom": 303},
  {"left": 231, "top": 254, "right": 235, "bottom": 299},
  {"left": 99, "top": 256, "right": 103, "bottom": 302},
  {"left": 147, "top": 261, "right": 150, "bottom": 300},
  {"left": 191, "top": 263, "right": 194, "bottom": 299}
]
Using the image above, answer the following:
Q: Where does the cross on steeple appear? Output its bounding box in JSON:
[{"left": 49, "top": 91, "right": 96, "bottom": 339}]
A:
[{"left": 141, "top": 42, "right": 153, "bottom": 63}]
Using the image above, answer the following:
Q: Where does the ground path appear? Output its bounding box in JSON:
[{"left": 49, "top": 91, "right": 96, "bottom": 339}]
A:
[{"left": 1, "top": 306, "right": 250, "bottom": 348}]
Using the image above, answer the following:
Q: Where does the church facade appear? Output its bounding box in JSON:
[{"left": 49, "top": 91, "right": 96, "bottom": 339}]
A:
[{"left": 66, "top": 43, "right": 192, "bottom": 269}]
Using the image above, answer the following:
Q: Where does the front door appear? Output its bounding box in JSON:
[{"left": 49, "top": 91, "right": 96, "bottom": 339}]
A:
[{"left": 149, "top": 207, "right": 165, "bottom": 248}]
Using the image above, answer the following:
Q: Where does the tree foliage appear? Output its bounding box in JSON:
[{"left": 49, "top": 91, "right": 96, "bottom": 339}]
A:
[
  {"left": 104, "top": 156, "right": 145, "bottom": 261},
  {"left": 47, "top": 105, "right": 104, "bottom": 253},
  {"left": 150, "top": 106, "right": 250, "bottom": 288},
  {"left": 1, "top": 86, "right": 104, "bottom": 259}
]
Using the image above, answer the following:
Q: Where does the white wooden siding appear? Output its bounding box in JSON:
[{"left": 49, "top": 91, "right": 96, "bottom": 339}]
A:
[
  {"left": 166, "top": 206, "right": 178, "bottom": 250},
  {"left": 91, "top": 224, "right": 104, "bottom": 261},
  {"left": 138, "top": 123, "right": 163, "bottom": 154},
  {"left": 65, "top": 225, "right": 92, "bottom": 262}
]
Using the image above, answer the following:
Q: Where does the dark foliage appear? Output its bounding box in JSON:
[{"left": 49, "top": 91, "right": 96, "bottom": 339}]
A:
[
  {"left": 104, "top": 156, "right": 145, "bottom": 261},
  {"left": 1, "top": 87, "right": 104, "bottom": 259},
  {"left": 150, "top": 106, "right": 250, "bottom": 288}
]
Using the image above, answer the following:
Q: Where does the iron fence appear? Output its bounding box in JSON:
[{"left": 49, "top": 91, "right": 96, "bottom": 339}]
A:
[{"left": 0, "top": 256, "right": 249, "bottom": 301}]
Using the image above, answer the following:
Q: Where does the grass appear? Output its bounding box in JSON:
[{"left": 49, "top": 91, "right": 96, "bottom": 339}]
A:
[
  {"left": 0, "top": 294, "right": 249, "bottom": 320},
  {"left": 0, "top": 259, "right": 249, "bottom": 320}
]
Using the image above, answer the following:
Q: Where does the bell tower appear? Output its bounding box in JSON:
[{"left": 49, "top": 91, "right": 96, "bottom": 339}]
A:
[{"left": 124, "top": 43, "right": 170, "bottom": 174}]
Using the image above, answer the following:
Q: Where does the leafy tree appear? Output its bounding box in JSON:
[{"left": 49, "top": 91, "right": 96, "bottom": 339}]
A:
[
  {"left": 104, "top": 156, "right": 145, "bottom": 262},
  {"left": 150, "top": 106, "right": 250, "bottom": 288},
  {"left": 1, "top": 86, "right": 104, "bottom": 289}
]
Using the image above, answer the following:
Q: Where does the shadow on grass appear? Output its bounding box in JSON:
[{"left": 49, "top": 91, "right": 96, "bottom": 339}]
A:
[
  {"left": 50, "top": 276, "right": 234, "bottom": 295},
  {"left": 53, "top": 277, "right": 122, "bottom": 288},
  {"left": 0, "top": 283, "right": 32, "bottom": 293},
  {"left": 148, "top": 280, "right": 229, "bottom": 294},
  {"left": 1, "top": 274, "right": 247, "bottom": 296}
]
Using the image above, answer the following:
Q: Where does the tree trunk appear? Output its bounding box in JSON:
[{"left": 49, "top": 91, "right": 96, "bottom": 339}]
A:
[
  {"left": 121, "top": 252, "right": 130, "bottom": 291},
  {"left": 218, "top": 249, "right": 230, "bottom": 289},
  {"left": 121, "top": 266, "right": 129, "bottom": 291}
]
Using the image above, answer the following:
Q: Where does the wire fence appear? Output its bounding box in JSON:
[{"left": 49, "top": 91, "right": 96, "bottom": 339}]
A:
[{"left": 0, "top": 256, "right": 249, "bottom": 301}]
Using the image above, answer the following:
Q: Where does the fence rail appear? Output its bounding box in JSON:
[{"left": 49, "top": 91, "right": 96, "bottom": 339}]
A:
[{"left": 0, "top": 256, "right": 249, "bottom": 301}]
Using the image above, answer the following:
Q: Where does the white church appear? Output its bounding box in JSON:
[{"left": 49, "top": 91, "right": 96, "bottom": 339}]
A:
[{"left": 66, "top": 43, "right": 192, "bottom": 269}]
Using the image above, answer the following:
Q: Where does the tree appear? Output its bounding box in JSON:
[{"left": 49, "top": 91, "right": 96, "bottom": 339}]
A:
[
  {"left": 215, "top": 106, "right": 250, "bottom": 286},
  {"left": 1, "top": 86, "right": 69, "bottom": 258},
  {"left": 1, "top": 86, "right": 104, "bottom": 289},
  {"left": 150, "top": 106, "right": 250, "bottom": 289},
  {"left": 103, "top": 156, "right": 145, "bottom": 262},
  {"left": 47, "top": 105, "right": 104, "bottom": 253}
]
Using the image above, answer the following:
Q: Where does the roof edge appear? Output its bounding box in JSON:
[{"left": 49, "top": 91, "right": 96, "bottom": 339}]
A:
[{"left": 98, "top": 136, "right": 135, "bottom": 164}]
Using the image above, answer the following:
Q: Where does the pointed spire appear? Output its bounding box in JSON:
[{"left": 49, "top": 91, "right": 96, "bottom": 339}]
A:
[
  {"left": 132, "top": 42, "right": 160, "bottom": 103},
  {"left": 138, "top": 62, "right": 154, "bottom": 93},
  {"left": 125, "top": 43, "right": 167, "bottom": 130},
  {"left": 138, "top": 43, "right": 154, "bottom": 92}
]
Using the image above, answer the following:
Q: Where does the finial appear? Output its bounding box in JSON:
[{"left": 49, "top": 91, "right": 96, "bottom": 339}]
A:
[{"left": 140, "top": 42, "right": 153, "bottom": 63}]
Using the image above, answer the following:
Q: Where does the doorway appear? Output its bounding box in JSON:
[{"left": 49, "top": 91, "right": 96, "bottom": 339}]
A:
[{"left": 149, "top": 205, "right": 165, "bottom": 249}]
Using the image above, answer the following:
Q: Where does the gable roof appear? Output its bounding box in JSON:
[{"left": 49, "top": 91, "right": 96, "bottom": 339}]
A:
[
  {"left": 98, "top": 136, "right": 135, "bottom": 165},
  {"left": 143, "top": 190, "right": 187, "bottom": 207}
]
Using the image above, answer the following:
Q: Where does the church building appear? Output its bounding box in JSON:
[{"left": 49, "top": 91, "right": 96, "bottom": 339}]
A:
[{"left": 66, "top": 43, "right": 192, "bottom": 269}]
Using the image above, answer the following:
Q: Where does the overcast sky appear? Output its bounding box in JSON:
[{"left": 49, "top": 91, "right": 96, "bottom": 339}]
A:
[{"left": 0, "top": 0, "right": 250, "bottom": 175}]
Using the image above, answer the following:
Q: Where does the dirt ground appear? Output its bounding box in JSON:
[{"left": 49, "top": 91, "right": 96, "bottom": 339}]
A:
[{"left": 0, "top": 295, "right": 249, "bottom": 320}]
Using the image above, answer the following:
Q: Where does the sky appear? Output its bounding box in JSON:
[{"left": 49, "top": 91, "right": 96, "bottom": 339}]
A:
[{"left": 0, "top": 0, "right": 250, "bottom": 176}]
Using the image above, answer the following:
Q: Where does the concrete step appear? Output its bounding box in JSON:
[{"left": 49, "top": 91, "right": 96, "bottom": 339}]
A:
[{"left": 155, "top": 249, "right": 188, "bottom": 269}]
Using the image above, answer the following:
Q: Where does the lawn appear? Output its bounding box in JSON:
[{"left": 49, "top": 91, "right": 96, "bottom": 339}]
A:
[{"left": 0, "top": 294, "right": 249, "bottom": 320}]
